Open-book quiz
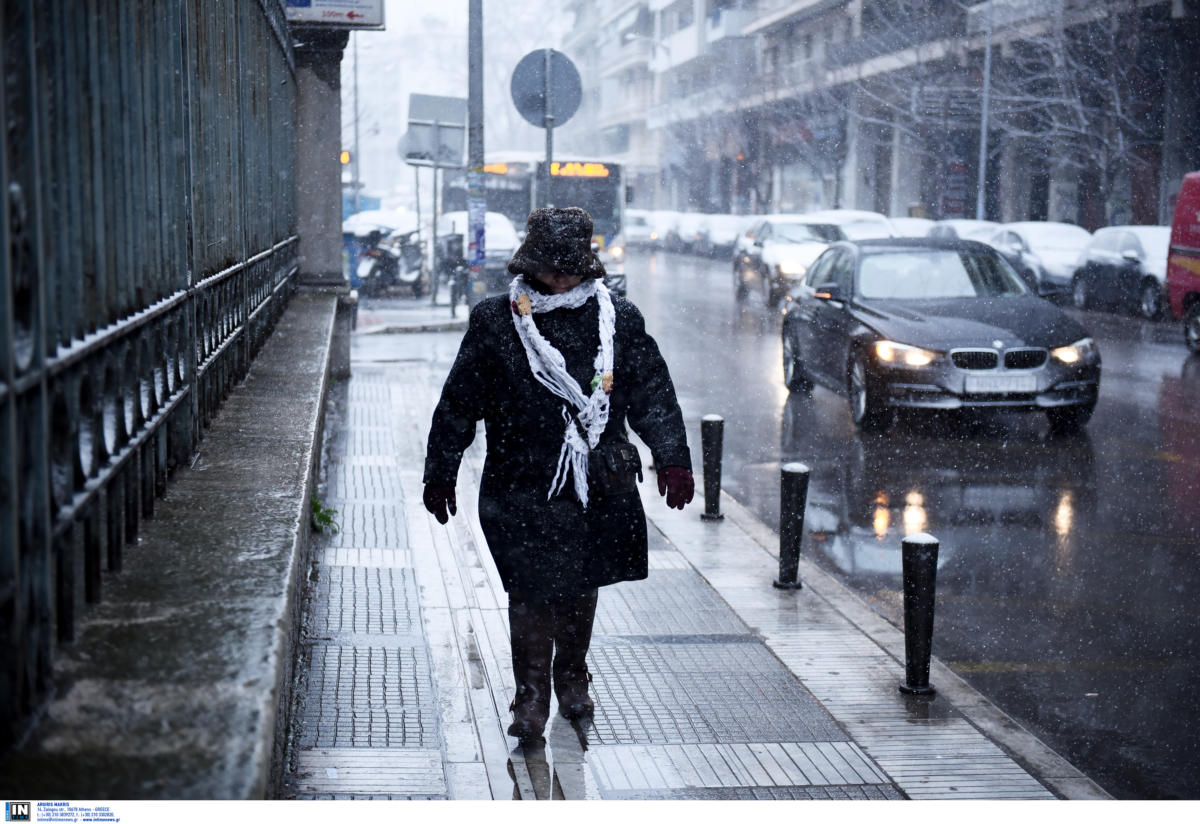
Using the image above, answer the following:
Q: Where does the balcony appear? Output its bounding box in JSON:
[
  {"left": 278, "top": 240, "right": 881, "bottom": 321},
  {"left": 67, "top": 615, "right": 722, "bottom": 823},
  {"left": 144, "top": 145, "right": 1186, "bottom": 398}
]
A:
[
  {"left": 825, "top": 15, "right": 965, "bottom": 69},
  {"left": 601, "top": 35, "right": 654, "bottom": 77},
  {"left": 646, "top": 82, "right": 740, "bottom": 128},
  {"left": 706, "top": 6, "right": 755, "bottom": 42},
  {"left": 596, "top": 85, "right": 653, "bottom": 129},
  {"left": 965, "top": 0, "right": 1068, "bottom": 36}
]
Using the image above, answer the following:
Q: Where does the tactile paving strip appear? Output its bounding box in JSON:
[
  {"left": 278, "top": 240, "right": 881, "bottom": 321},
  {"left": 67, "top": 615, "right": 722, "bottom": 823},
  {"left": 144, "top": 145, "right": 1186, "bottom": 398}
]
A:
[
  {"left": 328, "top": 461, "right": 404, "bottom": 503},
  {"left": 595, "top": 570, "right": 751, "bottom": 636},
  {"left": 586, "top": 643, "right": 847, "bottom": 744},
  {"left": 294, "top": 644, "right": 438, "bottom": 748},
  {"left": 308, "top": 566, "right": 421, "bottom": 636},
  {"left": 324, "top": 502, "right": 407, "bottom": 549}
]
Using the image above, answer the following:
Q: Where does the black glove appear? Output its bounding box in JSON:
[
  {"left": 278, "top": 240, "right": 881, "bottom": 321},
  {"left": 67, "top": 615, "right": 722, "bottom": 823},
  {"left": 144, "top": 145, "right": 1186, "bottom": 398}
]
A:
[
  {"left": 656, "top": 466, "right": 695, "bottom": 510},
  {"left": 422, "top": 485, "right": 457, "bottom": 524}
]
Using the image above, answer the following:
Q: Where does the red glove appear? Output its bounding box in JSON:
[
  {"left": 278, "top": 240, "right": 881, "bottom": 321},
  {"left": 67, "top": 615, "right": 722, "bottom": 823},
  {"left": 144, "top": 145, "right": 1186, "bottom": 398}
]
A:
[
  {"left": 423, "top": 485, "right": 457, "bottom": 524},
  {"left": 656, "top": 466, "right": 694, "bottom": 510}
]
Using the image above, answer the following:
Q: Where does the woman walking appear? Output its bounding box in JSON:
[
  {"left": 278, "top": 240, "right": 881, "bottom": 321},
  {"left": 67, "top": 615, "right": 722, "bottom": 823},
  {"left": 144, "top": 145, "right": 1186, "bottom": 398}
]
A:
[{"left": 422, "top": 206, "right": 694, "bottom": 743}]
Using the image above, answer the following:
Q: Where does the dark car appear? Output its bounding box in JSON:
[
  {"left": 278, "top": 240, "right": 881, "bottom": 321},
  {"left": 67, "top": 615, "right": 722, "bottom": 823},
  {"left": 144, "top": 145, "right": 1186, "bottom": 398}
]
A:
[
  {"left": 781, "top": 239, "right": 1101, "bottom": 434},
  {"left": 1071, "top": 226, "right": 1171, "bottom": 319}
]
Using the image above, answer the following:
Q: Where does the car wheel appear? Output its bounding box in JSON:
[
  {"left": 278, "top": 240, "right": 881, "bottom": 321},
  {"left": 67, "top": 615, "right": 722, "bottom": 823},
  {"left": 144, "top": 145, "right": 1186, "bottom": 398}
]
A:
[
  {"left": 1186, "top": 303, "right": 1200, "bottom": 354},
  {"left": 734, "top": 266, "right": 748, "bottom": 302},
  {"left": 1137, "top": 279, "right": 1162, "bottom": 320},
  {"left": 782, "top": 330, "right": 812, "bottom": 393},
  {"left": 1071, "top": 274, "right": 1090, "bottom": 310},
  {"left": 848, "top": 352, "right": 889, "bottom": 433},
  {"left": 1046, "top": 404, "right": 1094, "bottom": 435}
]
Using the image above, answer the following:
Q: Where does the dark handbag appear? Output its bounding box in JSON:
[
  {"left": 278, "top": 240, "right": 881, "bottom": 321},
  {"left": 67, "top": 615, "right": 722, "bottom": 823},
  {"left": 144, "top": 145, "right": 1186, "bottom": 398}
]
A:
[{"left": 587, "top": 441, "right": 643, "bottom": 497}]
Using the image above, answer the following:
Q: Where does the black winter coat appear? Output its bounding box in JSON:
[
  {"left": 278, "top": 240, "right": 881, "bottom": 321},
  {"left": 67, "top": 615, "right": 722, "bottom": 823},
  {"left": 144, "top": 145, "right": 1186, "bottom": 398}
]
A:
[{"left": 423, "top": 291, "right": 691, "bottom": 601}]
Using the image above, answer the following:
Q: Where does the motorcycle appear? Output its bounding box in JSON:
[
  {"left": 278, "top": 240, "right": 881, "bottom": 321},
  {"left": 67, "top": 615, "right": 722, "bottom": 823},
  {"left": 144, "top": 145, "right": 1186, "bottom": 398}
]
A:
[{"left": 356, "top": 229, "right": 428, "bottom": 298}]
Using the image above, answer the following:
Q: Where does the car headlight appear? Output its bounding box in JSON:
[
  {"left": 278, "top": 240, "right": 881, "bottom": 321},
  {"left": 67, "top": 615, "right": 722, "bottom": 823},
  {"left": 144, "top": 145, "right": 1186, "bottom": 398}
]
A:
[
  {"left": 608, "top": 245, "right": 624, "bottom": 259},
  {"left": 777, "top": 260, "right": 807, "bottom": 277},
  {"left": 875, "top": 340, "right": 937, "bottom": 367},
  {"left": 1051, "top": 337, "right": 1099, "bottom": 365}
]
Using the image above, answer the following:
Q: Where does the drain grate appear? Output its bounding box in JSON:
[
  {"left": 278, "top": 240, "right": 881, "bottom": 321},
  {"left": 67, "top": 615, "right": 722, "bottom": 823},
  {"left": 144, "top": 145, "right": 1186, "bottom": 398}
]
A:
[
  {"left": 596, "top": 570, "right": 750, "bottom": 636},
  {"left": 603, "top": 785, "right": 904, "bottom": 800},
  {"left": 586, "top": 643, "right": 847, "bottom": 745},
  {"left": 308, "top": 566, "right": 421, "bottom": 636}
]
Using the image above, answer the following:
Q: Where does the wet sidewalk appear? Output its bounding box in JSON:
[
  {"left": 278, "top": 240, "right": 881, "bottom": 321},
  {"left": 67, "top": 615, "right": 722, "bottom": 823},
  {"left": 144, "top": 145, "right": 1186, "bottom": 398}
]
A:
[{"left": 281, "top": 297, "right": 1109, "bottom": 801}]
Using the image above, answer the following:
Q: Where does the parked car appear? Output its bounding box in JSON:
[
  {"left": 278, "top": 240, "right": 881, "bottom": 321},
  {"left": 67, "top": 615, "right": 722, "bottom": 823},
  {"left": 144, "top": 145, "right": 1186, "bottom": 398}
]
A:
[
  {"left": 928, "top": 219, "right": 999, "bottom": 242},
  {"left": 780, "top": 238, "right": 1101, "bottom": 434},
  {"left": 647, "top": 210, "right": 681, "bottom": 249},
  {"left": 802, "top": 209, "right": 896, "bottom": 240},
  {"left": 984, "top": 222, "right": 1093, "bottom": 297},
  {"left": 696, "top": 214, "right": 754, "bottom": 258},
  {"left": 665, "top": 212, "right": 707, "bottom": 253},
  {"left": 1071, "top": 225, "right": 1171, "bottom": 319},
  {"left": 623, "top": 209, "right": 655, "bottom": 247},
  {"left": 890, "top": 216, "right": 936, "bottom": 238},
  {"left": 1166, "top": 171, "right": 1200, "bottom": 352},
  {"left": 735, "top": 217, "right": 846, "bottom": 304}
]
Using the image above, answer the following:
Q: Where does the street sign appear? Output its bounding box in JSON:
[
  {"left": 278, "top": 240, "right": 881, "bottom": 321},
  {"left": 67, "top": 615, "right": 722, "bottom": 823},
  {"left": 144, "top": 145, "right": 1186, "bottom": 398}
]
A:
[
  {"left": 404, "top": 94, "right": 467, "bottom": 169},
  {"left": 510, "top": 49, "right": 581, "bottom": 128},
  {"left": 284, "top": 0, "right": 385, "bottom": 29}
]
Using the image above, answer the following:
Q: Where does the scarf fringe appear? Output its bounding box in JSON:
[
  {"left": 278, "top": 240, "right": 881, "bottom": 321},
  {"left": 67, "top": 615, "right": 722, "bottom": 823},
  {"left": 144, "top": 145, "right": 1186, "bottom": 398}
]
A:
[{"left": 510, "top": 277, "right": 615, "bottom": 508}]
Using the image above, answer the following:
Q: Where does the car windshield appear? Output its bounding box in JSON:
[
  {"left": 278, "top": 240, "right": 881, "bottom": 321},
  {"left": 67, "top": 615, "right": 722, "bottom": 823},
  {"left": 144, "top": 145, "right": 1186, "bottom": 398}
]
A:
[
  {"left": 775, "top": 223, "right": 842, "bottom": 243},
  {"left": 857, "top": 249, "right": 1028, "bottom": 299}
]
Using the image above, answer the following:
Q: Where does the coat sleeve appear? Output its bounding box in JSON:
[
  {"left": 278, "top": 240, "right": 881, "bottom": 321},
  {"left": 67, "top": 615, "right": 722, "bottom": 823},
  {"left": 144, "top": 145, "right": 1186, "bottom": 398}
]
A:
[
  {"left": 423, "top": 302, "right": 495, "bottom": 486},
  {"left": 620, "top": 301, "right": 693, "bottom": 471}
]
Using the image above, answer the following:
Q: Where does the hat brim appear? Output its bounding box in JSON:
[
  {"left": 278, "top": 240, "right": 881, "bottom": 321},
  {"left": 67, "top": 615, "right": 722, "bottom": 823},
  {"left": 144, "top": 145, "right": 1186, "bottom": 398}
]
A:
[{"left": 507, "top": 240, "right": 607, "bottom": 279}]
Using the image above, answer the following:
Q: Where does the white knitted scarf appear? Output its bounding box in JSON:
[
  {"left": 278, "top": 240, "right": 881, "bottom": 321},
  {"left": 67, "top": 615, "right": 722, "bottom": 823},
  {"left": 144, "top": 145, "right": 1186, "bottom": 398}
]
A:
[{"left": 509, "top": 276, "right": 616, "bottom": 508}]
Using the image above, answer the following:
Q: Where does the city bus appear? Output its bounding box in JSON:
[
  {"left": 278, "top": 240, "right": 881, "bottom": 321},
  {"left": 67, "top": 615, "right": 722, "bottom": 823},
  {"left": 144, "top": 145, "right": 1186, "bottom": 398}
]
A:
[{"left": 442, "top": 152, "right": 628, "bottom": 293}]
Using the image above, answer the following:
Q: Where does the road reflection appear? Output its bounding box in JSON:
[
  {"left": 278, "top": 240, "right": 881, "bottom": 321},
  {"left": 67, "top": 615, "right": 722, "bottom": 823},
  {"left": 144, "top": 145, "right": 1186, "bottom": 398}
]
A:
[{"left": 779, "top": 393, "right": 1097, "bottom": 587}]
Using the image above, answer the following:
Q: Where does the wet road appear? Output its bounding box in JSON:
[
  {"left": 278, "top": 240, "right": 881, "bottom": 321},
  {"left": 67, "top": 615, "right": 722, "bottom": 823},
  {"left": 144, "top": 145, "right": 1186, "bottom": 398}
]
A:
[{"left": 625, "top": 248, "right": 1200, "bottom": 800}]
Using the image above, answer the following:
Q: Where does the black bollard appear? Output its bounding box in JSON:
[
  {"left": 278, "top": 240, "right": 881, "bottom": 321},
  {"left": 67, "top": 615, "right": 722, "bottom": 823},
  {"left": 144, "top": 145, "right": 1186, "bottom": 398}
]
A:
[
  {"left": 700, "top": 414, "right": 724, "bottom": 521},
  {"left": 774, "top": 462, "right": 810, "bottom": 590},
  {"left": 899, "top": 532, "right": 940, "bottom": 696}
]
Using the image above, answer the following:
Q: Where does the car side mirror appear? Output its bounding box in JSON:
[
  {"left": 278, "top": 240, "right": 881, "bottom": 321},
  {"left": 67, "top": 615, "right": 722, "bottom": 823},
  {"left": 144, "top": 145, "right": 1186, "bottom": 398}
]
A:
[
  {"left": 1122, "top": 249, "right": 1140, "bottom": 262},
  {"left": 814, "top": 284, "right": 844, "bottom": 302},
  {"left": 753, "top": 238, "right": 764, "bottom": 247}
]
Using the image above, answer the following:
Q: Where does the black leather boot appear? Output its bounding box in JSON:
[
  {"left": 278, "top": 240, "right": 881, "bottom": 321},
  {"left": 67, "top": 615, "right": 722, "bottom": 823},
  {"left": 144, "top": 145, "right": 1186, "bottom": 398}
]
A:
[
  {"left": 507, "top": 597, "right": 554, "bottom": 742},
  {"left": 552, "top": 589, "right": 598, "bottom": 720}
]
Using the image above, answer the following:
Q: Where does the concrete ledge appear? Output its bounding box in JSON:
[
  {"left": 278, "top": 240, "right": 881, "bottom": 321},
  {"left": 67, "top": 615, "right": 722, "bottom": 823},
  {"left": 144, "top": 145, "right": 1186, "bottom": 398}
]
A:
[{"left": 0, "top": 290, "right": 338, "bottom": 799}]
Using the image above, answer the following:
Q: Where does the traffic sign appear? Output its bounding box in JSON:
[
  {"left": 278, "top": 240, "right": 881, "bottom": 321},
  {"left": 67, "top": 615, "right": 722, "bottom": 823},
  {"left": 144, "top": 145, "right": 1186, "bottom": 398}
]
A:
[
  {"left": 510, "top": 49, "right": 581, "bottom": 128},
  {"left": 284, "top": 0, "right": 384, "bottom": 29},
  {"left": 404, "top": 94, "right": 467, "bottom": 168}
]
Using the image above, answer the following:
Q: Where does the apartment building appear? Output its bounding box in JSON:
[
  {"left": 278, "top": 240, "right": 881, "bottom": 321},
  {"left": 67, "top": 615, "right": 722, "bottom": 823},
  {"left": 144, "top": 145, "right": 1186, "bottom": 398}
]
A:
[{"left": 556, "top": 0, "right": 1200, "bottom": 226}]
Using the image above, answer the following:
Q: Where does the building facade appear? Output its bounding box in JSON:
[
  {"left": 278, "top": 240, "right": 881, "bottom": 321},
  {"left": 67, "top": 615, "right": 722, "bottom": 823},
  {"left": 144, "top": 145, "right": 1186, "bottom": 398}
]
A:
[{"left": 557, "top": 0, "right": 1200, "bottom": 227}]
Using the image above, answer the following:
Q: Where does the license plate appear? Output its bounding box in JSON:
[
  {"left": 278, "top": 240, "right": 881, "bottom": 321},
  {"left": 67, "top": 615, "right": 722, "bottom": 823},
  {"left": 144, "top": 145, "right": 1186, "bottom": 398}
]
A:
[{"left": 964, "top": 374, "right": 1037, "bottom": 394}]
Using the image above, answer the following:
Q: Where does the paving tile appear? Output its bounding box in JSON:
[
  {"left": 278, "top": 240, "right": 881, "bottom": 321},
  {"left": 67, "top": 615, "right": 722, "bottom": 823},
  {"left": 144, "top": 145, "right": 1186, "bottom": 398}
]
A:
[{"left": 292, "top": 748, "right": 446, "bottom": 798}]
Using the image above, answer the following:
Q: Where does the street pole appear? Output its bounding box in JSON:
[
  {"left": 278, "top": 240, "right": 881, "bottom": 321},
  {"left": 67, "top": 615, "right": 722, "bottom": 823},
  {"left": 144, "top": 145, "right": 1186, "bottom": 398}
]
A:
[
  {"left": 975, "top": 0, "right": 993, "bottom": 221},
  {"left": 467, "top": 0, "right": 485, "bottom": 308},
  {"left": 352, "top": 32, "right": 361, "bottom": 214},
  {"left": 542, "top": 48, "right": 555, "bottom": 209}
]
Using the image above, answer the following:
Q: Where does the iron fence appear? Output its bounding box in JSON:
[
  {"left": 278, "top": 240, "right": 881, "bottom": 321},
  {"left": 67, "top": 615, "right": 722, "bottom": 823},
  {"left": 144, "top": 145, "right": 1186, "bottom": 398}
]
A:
[{"left": 1, "top": 0, "right": 298, "bottom": 745}]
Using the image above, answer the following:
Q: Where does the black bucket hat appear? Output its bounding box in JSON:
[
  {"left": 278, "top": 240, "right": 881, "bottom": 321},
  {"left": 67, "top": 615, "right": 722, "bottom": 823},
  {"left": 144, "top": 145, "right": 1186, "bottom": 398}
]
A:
[{"left": 507, "top": 206, "right": 607, "bottom": 280}]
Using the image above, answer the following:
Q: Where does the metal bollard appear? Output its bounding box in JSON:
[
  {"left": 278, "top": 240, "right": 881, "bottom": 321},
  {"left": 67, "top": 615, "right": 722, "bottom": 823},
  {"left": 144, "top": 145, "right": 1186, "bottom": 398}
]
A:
[
  {"left": 700, "top": 414, "right": 724, "bottom": 521},
  {"left": 774, "top": 462, "right": 810, "bottom": 590},
  {"left": 898, "top": 532, "right": 940, "bottom": 696}
]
